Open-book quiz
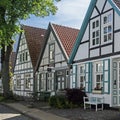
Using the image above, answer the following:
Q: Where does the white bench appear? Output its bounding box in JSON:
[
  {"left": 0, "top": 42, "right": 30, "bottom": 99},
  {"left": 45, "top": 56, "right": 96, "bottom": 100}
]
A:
[{"left": 84, "top": 96, "right": 104, "bottom": 111}]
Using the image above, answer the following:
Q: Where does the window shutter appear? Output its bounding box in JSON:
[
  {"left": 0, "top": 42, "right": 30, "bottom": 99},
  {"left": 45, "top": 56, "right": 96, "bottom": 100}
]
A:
[
  {"left": 72, "top": 65, "right": 77, "bottom": 88},
  {"left": 103, "top": 59, "right": 110, "bottom": 94},
  {"left": 85, "top": 62, "right": 92, "bottom": 93}
]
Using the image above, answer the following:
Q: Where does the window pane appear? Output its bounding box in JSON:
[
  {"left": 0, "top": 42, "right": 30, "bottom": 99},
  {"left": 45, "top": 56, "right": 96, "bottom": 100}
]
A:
[
  {"left": 80, "top": 76, "right": 84, "bottom": 82},
  {"left": 96, "top": 75, "right": 100, "bottom": 82},
  {"left": 104, "top": 35, "right": 107, "bottom": 42},
  {"left": 96, "top": 30, "right": 99, "bottom": 37},
  {"left": 108, "top": 14, "right": 112, "bottom": 23},
  {"left": 92, "top": 39, "right": 95, "bottom": 45},
  {"left": 96, "top": 38, "right": 99, "bottom": 44},
  {"left": 108, "top": 33, "right": 112, "bottom": 41},
  {"left": 92, "top": 32, "right": 95, "bottom": 38},
  {"left": 92, "top": 22, "right": 95, "bottom": 29},
  {"left": 108, "top": 26, "right": 112, "bottom": 33},
  {"left": 26, "top": 52, "right": 28, "bottom": 61},
  {"left": 80, "top": 66, "right": 85, "bottom": 73},
  {"left": 104, "top": 16, "right": 107, "bottom": 24},
  {"left": 96, "top": 20, "right": 99, "bottom": 27},
  {"left": 104, "top": 27, "right": 107, "bottom": 34}
]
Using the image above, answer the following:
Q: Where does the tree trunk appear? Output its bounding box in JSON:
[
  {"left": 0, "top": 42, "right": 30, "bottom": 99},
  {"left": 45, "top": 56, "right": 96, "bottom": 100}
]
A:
[{"left": 1, "top": 45, "right": 12, "bottom": 98}]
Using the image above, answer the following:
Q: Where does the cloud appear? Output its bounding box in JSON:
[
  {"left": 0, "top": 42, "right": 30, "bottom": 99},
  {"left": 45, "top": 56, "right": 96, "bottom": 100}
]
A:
[{"left": 20, "top": 0, "right": 90, "bottom": 29}]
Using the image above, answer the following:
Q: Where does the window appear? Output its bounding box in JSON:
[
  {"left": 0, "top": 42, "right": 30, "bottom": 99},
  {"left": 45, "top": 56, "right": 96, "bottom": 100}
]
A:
[
  {"left": 19, "top": 52, "right": 28, "bottom": 63},
  {"left": 24, "top": 74, "right": 31, "bottom": 89},
  {"left": 91, "top": 19, "right": 100, "bottom": 46},
  {"left": 92, "top": 22, "right": 95, "bottom": 29},
  {"left": 23, "top": 53, "right": 25, "bottom": 62},
  {"left": 94, "top": 62, "right": 103, "bottom": 91},
  {"left": 49, "top": 44, "right": 55, "bottom": 63},
  {"left": 92, "top": 30, "right": 100, "bottom": 45},
  {"left": 96, "top": 20, "right": 99, "bottom": 27},
  {"left": 25, "top": 52, "right": 28, "bottom": 61},
  {"left": 16, "top": 75, "right": 21, "bottom": 89},
  {"left": 66, "top": 70, "right": 69, "bottom": 76},
  {"left": 40, "top": 73, "right": 46, "bottom": 91},
  {"left": 103, "top": 13, "right": 112, "bottom": 42},
  {"left": 47, "top": 73, "right": 54, "bottom": 91},
  {"left": 79, "top": 65, "right": 85, "bottom": 90},
  {"left": 19, "top": 54, "right": 22, "bottom": 63}
]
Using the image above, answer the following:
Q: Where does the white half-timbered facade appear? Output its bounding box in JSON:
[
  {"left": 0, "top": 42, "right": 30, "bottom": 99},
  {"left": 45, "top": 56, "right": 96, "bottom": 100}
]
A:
[
  {"left": 13, "top": 25, "right": 46, "bottom": 97},
  {"left": 69, "top": 0, "right": 120, "bottom": 107},
  {"left": 35, "top": 23, "right": 79, "bottom": 95}
]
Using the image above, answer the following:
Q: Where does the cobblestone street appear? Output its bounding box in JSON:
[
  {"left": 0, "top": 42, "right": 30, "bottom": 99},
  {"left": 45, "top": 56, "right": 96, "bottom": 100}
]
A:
[{"left": 0, "top": 104, "right": 32, "bottom": 120}]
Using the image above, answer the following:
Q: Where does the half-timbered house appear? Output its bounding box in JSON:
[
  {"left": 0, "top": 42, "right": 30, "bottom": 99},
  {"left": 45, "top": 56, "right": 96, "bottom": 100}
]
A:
[
  {"left": 69, "top": 0, "right": 120, "bottom": 107},
  {"left": 35, "top": 23, "right": 79, "bottom": 95},
  {"left": 13, "top": 25, "right": 46, "bottom": 97}
]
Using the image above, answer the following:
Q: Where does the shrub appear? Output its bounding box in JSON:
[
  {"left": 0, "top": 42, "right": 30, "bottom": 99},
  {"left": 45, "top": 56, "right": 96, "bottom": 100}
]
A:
[
  {"left": 49, "top": 88, "right": 87, "bottom": 109},
  {"left": 65, "top": 88, "right": 87, "bottom": 106},
  {"left": 0, "top": 95, "right": 5, "bottom": 102},
  {"left": 49, "top": 95, "right": 70, "bottom": 109}
]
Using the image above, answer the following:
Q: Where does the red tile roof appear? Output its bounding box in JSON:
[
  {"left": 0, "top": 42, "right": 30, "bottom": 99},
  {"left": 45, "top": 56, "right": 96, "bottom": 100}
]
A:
[
  {"left": 52, "top": 23, "right": 79, "bottom": 57},
  {"left": 113, "top": 0, "right": 120, "bottom": 9},
  {"left": 22, "top": 25, "right": 46, "bottom": 69}
]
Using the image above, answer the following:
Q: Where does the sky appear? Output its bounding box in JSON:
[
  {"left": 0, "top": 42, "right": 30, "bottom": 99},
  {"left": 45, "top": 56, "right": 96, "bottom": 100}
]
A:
[
  {"left": 14, "top": 0, "right": 90, "bottom": 51},
  {"left": 20, "top": 0, "right": 90, "bottom": 29}
]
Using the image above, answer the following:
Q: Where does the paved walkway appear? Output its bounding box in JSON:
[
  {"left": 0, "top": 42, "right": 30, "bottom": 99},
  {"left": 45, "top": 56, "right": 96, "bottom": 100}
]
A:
[{"left": 2, "top": 102, "right": 69, "bottom": 120}]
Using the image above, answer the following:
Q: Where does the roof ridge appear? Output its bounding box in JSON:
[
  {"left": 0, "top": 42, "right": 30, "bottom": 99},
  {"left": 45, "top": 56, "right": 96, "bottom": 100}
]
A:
[
  {"left": 51, "top": 23, "right": 79, "bottom": 31},
  {"left": 21, "top": 24, "right": 46, "bottom": 30}
]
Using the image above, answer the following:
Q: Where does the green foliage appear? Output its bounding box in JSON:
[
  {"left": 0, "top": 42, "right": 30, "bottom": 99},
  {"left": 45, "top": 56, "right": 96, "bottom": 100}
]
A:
[
  {"left": 0, "top": 0, "right": 59, "bottom": 96},
  {"left": 0, "top": 95, "right": 5, "bottom": 102},
  {"left": 0, "top": 0, "right": 59, "bottom": 47},
  {"left": 49, "top": 95, "right": 76, "bottom": 109}
]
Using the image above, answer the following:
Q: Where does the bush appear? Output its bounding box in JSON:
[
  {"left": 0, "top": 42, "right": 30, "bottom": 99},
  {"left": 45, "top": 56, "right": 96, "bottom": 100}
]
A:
[
  {"left": 0, "top": 95, "right": 5, "bottom": 102},
  {"left": 49, "top": 88, "right": 87, "bottom": 109},
  {"left": 49, "top": 95, "right": 70, "bottom": 109},
  {"left": 65, "top": 88, "right": 87, "bottom": 106}
]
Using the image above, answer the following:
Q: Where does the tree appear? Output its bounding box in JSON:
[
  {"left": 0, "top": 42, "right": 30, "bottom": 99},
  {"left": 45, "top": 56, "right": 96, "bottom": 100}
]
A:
[{"left": 0, "top": 0, "right": 59, "bottom": 98}]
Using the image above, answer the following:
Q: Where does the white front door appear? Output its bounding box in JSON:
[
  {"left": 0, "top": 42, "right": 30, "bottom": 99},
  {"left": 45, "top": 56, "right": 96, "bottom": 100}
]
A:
[{"left": 112, "top": 61, "right": 120, "bottom": 106}]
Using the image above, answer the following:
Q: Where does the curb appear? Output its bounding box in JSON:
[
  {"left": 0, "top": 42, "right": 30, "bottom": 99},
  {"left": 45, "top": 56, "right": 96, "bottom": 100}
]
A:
[{"left": 1, "top": 102, "right": 41, "bottom": 120}]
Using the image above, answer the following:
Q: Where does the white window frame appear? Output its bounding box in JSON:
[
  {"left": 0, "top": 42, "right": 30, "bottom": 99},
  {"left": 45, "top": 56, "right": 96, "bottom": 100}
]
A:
[
  {"left": 93, "top": 61, "right": 103, "bottom": 91},
  {"left": 47, "top": 72, "right": 54, "bottom": 91},
  {"left": 49, "top": 43, "right": 55, "bottom": 63},
  {"left": 101, "top": 11, "right": 113, "bottom": 45},
  {"left": 24, "top": 74, "right": 31, "bottom": 89},
  {"left": 90, "top": 17, "right": 100, "bottom": 48},
  {"left": 79, "top": 65, "right": 85, "bottom": 90},
  {"left": 40, "top": 73, "right": 46, "bottom": 91}
]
